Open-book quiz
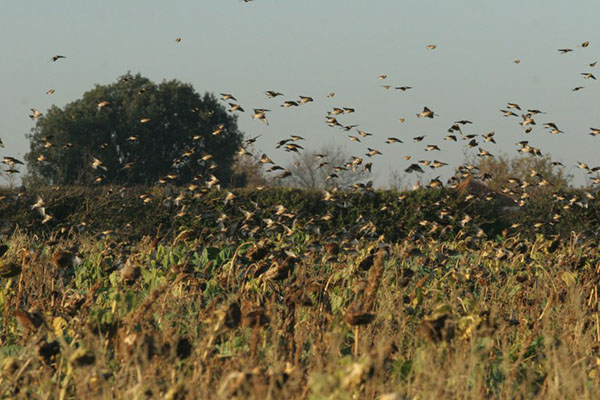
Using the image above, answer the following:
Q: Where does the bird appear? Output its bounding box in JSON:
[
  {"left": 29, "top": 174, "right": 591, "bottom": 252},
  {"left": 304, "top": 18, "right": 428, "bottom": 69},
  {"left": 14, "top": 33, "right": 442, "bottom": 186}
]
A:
[
  {"left": 426, "top": 44, "right": 437, "bottom": 50},
  {"left": 386, "top": 137, "right": 403, "bottom": 144},
  {"left": 31, "top": 196, "right": 45, "bottom": 211},
  {"left": 245, "top": 134, "right": 262, "bottom": 144},
  {"left": 259, "top": 154, "right": 274, "bottom": 164},
  {"left": 467, "top": 139, "right": 478, "bottom": 148},
  {"left": 405, "top": 164, "right": 425, "bottom": 173},
  {"left": 228, "top": 103, "right": 244, "bottom": 112},
  {"left": 395, "top": 86, "right": 412, "bottom": 91},
  {"left": 265, "top": 90, "right": 283, "bottom": 98},
  {"left": 500, "top": 109, "right": 518, "bottom": 117},
  {"left": 366, "top": 148, "right": 382, "bottom": 157},
  {"left": 281, "top": 100, "right": 299, "bottom": 108},
  {"left": 298, "top": 96, "right": 314, "bottom": 104},
  {"left": 478, "top": 148, "right": 493, "bottom": 157},
  {"left": 252, "top": 109, "right": 269, "bottom": 124},
  {"left": 417, "top": 106, "right": 435, "bottom": 118},
  {"left": 50, "top": 55, "right": 66, "bottom": 62},
  {"left": 91, "top": 157, "right": 107, "bottom": 171},
  {"left": 220, "top": 93, "right": 237, "bottom": 101},
  {"left": 581, "top": 72, "right": 596, "bottom": 80},
  {"left": 29, "top": 109, "right": 43, "bottom": 119},
  {"left": 2, "top": 156, "right": 24, "bottom": 167}
]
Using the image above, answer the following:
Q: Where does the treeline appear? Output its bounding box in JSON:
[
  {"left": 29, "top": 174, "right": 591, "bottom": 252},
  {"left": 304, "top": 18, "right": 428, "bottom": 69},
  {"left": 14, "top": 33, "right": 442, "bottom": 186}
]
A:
[{"left": 1, "top": 185, "right": 598, "bottom": 242}]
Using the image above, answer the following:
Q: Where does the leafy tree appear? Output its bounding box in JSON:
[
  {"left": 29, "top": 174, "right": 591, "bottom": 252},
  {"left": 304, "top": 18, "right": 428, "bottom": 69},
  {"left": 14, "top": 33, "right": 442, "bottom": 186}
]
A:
[{"left": 25, "top": 73, "right": 243, "bottom": 186}]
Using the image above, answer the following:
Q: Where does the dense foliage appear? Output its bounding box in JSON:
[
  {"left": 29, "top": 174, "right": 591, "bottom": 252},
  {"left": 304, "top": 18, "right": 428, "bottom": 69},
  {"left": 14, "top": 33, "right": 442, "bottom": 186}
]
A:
[
  {"left": 1, "top": 212, "right": 599, "bottom": 398},
  {"left": 25, "top": 73, "right": 243, "bottom": 186},
  {"left": 0, "top": 185, "right": 598, "bottom": 243}
]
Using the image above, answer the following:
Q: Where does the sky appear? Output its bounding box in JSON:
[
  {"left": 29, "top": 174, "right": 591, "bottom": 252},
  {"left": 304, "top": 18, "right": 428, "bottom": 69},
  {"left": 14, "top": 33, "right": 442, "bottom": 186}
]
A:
[{"left": 1, "top": 0, "right": 599, "bottom": 187}]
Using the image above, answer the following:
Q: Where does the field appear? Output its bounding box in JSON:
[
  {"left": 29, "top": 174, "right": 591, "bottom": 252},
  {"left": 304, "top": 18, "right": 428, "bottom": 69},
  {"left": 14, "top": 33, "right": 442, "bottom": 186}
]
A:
[{"left": 1, "top": 186, "right": 600, "bottom": 399}]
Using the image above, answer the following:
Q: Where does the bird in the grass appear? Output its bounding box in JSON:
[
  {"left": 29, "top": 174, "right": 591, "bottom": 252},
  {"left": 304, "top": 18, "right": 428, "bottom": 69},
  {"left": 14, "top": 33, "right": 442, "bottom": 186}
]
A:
[{"left": 91, "top": 157, "right": 107, "bottom": 171}]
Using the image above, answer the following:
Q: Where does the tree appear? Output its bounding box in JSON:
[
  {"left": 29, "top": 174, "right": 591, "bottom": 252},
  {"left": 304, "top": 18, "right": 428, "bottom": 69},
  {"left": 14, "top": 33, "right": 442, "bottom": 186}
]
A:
[
  {"left": 25, "top": 73, "right": 244, "bottom": 186},
  {"left": 230, "top": 144, "right": 270, "bottom": 188},
  {"left": 387, "top": 169, "right": 409, "bottom": 191},
  {"left": 285, "top": 143, "right": 371, "bottom": 190},
  {"left": 465, "top": 153, "right": 572, "bottom": 196}
]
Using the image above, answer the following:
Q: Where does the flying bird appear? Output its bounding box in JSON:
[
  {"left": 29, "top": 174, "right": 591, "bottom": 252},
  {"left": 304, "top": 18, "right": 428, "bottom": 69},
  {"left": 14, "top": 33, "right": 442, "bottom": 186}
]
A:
[
  {"left": 265, "top": 90, "right": 283, "bottom": 98},
  {"left": 29, "top": 109, "right": 43, "bottom": 119},
  {"left": 220, "top": 93, "right": 237, "bottom": 101},
  {"left": 417, "top": 106, "right": 435, "bottom": 118},
  {"left": 299, "top": 96, "right": 314, "bottom": 104},
  {"left": 581, "top": 72, "right": 596, "bottom": 80}
]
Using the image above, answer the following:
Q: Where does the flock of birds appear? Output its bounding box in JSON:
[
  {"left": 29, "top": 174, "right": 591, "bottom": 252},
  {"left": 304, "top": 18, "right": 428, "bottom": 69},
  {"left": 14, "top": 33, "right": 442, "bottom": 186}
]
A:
[{"left": 0, "top": 32, "right": 599, "bottom": 234}]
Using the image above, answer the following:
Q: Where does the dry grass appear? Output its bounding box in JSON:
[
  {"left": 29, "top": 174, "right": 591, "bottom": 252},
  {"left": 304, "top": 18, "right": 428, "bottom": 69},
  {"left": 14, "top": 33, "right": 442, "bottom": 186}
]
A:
[{"left": 1, "top": 228, "right": 599, "bottom": 399}]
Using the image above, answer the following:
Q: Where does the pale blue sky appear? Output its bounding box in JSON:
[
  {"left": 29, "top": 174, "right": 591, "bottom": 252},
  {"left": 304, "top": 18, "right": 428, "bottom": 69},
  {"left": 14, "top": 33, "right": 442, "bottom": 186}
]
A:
[{"left": 1, "top": 1, "right": 599, "bottom": 186}]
